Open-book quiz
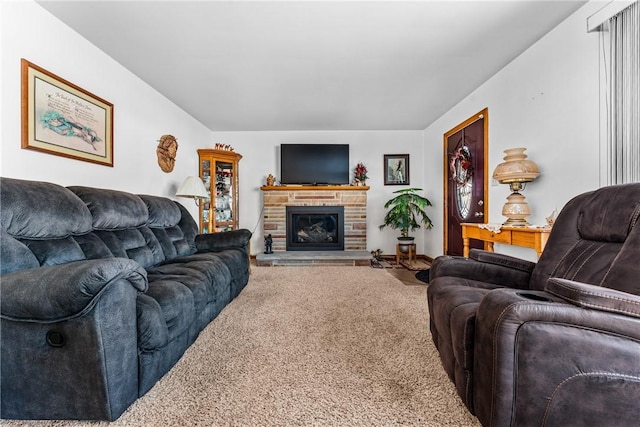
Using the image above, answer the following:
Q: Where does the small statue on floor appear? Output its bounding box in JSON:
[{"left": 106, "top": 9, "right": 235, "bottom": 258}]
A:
[{"left": 264, "top": 234, "right": 273, "bottom": 254}]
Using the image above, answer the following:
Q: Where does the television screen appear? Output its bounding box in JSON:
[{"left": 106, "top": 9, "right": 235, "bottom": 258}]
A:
[{"left": 280, "top": 144, "right": 350, "bottom": 185}]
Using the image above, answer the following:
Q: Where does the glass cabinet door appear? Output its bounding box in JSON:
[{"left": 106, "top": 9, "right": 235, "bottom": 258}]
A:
[
  {"left": 200, "top": 159, "right": 212, "bottom": 233},
  {"left": 198, "top": 149, "right": 242, "bottom": 233},
  {"left": 215, "top": 160, "right": 234, "bottom": 231}
]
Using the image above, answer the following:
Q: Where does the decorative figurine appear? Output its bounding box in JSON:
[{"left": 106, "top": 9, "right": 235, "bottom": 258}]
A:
[
  {"left": 546, "top": 209, "right": 557, "bottom": 227},
  {"left": 266, "top": 174, "right": 275, "bottom": 186},
  {"left": 264, "top": 234, "right": 273, "bottom": 254},
  {"left": 214, "top": 143, "right": 234, "bottom": 151}
]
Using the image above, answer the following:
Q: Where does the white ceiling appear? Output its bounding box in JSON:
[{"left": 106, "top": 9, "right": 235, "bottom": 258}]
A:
[{"left": 37, "top": 1, "right": 587, "bottom": 131}]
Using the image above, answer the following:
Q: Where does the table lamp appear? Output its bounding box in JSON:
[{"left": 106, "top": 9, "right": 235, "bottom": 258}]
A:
[{"left": 492, "top": 147, "right": 539, "bottom": 226}]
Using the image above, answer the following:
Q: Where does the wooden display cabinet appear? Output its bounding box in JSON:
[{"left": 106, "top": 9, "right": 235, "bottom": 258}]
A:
[{"left": 198, "top": 149, "right": 242, "bottom": 233}]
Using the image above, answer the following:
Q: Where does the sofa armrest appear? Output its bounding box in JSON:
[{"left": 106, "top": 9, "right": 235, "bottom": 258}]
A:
[
  {"left": 545, "top": 277, "right": 640, "bottom": 319},
  {"left": 195, "top": 228, "right": 252, "bottom": 253},
  {"left": 472, "top": 287, "right": 640, "bottom": 427},
  {"left": 1, "top": 257, "right": 147, "bottom": 420},
  {"left": 1, "top": 258, "right": 147, "bottom": 322},
  {"left": 469, "top": 248, "right": 536, "bottom": 273},
  {"left": 430, "top": 249, "right": 534, "bottom": 289}
]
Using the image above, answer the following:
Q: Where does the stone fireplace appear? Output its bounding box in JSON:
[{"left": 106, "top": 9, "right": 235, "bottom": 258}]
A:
[
  {"left": 261, "top": 185, "right": 369, "bottom": 252},
  {"left": 286, "top": 205, "right": 344, "bottom": 251}
]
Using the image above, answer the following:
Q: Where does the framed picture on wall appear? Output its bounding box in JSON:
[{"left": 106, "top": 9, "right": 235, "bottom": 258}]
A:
[
  {"left": 21, "top": 58, "right": 114, "bottom": 167},
  {"left": 384, "top": 154, "right": 410, "bottom": 185}
]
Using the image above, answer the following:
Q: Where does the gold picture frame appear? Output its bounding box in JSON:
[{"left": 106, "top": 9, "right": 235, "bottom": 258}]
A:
[{"left": 21, "top": 59, "right": 114, "bottom": 167}]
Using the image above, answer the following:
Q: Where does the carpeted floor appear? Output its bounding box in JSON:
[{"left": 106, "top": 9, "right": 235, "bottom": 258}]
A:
[{"left": 1, "top": 266, "right": 479, "bottom": 427}]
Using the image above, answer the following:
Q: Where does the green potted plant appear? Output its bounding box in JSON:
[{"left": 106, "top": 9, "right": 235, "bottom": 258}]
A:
[{"left": 379, "top": 188, "right": 434, "bottom": 252}]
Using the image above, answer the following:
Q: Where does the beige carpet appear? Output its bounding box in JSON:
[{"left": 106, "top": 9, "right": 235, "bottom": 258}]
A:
[{"left": 1, "top": 267, "right": 480, "bottom": 427}]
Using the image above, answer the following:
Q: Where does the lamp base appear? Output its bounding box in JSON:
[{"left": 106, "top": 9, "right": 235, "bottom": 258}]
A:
[
  {"left": 501, "top": 191, "right": 531, "bottom": 227},
  {"left": 502, "top": 218, "right": 530, "bottom": 227}
]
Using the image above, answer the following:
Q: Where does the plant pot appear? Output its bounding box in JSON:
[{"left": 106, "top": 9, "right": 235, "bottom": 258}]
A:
[{"left": 397, "top": 236, "right": 415, "bottom": 254}]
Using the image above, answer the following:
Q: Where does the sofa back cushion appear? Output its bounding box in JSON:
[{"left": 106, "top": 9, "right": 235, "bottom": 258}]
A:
[
  {"left": 68, "top": 186, "right": 149, "bottom": 230},
  {"left": 1, "top": 178, "right": 199, "bottom": 275},
  {"left": 531, "top": 183, "right": 640, "bottom": 295},
  {"left": 1, "top": 178, "right": 92, "bottom": 239},
  {"left": 69, "top": 186, "right": 168, "bottom": 268},
  {"left": 139, "top": 195, "right": 197, "bottom": 260},
  {"left": 0, "top": 178, "right": 93, "bottom": 274}
]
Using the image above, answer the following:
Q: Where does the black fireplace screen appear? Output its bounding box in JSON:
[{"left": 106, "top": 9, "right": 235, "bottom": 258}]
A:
[{"left": 286, "top": 206, "right": 345, "bottom": 251}]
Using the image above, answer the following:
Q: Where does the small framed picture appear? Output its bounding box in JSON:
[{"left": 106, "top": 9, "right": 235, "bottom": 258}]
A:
[{"left": 384, "top": 154, "right": 409, "bottom": 185}]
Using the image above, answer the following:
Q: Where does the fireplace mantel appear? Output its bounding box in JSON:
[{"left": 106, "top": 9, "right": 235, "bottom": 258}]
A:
[
  {"left": 261, "top": 185, "right": 368, "bottom": 252},
  {"left": 260, "top": 185, "right": 370, "bottom": 191}
]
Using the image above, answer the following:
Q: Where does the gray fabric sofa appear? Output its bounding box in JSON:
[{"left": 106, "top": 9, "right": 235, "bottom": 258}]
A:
[
  {"left": 0, "top": 177, "right": 252, "bottom": 421},
  {"left": 427, "top": 183, "right": 640, "bottom": 426}
]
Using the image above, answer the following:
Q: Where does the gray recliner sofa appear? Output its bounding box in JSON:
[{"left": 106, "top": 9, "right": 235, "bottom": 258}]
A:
[{"left": 0, "top": 177, "right": 252, "bottom": 421}]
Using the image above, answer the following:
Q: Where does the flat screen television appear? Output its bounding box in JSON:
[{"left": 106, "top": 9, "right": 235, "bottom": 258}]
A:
[{"left": 280, "top": 144, "right": 350, "bottom": 185}]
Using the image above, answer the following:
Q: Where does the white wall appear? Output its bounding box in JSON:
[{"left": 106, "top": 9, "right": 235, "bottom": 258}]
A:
[
  {"left": 422, "top": 1, "right": 604, "bottom": 261},
  {"left": 211, "top": 131, "right": 425, "bottom": 255},
  {"left": 0, "top": 0, "right": 213, "bottom": 221},
  {"left": 2, "top": 0, "right": 607, "bottom": 261}
]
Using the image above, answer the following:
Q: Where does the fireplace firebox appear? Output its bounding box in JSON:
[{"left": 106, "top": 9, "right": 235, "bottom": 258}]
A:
[{"left": 286, "top": 206, "right": 344, "bottom": 251}]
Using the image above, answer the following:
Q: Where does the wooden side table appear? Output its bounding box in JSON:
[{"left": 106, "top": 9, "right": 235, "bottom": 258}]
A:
[
  {"left": 396, "top": 243, "right": 416, "bottom": 265},
  {"left": 461, "top": 223, "right": 551, "bottom": 258}
]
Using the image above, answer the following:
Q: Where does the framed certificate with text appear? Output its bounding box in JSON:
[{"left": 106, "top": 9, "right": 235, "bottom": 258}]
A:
[{"left": 21, "top": 58, "right": 114, "bottom": 166}]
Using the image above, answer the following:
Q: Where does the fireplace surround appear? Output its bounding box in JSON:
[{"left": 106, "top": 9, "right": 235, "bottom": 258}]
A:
[{"left": 260, "top": 185, "right": 369, "bottom": 252}]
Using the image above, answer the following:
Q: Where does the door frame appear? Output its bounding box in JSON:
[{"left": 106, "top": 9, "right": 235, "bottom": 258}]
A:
[{"left": 442, "top": 108, "right": 489, "bottom": 255}]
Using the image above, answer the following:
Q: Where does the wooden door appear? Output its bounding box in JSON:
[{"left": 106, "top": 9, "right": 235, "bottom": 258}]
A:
[{"left": 443, "top": 109, "right": 488, "bottom": 256}]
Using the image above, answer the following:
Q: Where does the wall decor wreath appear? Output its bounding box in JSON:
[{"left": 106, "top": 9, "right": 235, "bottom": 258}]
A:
[{"left": 449, "top": 145, "right": 473, "bottom": 187}]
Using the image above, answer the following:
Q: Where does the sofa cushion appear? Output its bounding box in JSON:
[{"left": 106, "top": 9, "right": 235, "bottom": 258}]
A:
[
  {"left": 140, "top": 195, "right": 196, "bottom": 260},
  {"left": 167, "top": 254, "right": 235, "bottom": 298},
  {"left": 68, "top": 186, "right": 148, "bottom": 230},
  {"left": 148, "top": 227, "right": 194, "bottom": 260},
  {"left": 136, "top": 293, "right": 169, "bottom": 351},
  {"left": 139, "top": 195, "right": 181, "bottom": 228},
  {"left": 1, "top": 178, "right": 92, "bottom": 239},
  {"left": 427, "top": 277, "right": 503, "bottom": 409},
  {"left": 73, "top": 232, "right": 116, "bottom": 260},
  {"left": 146, "top": 267, "right": 213, "bottom": 317},
  {"left": 98, "top": 228, "right": 164, "bottom": 268},
  {"left": 0, "top": 230, "right": 39, "bottom": 274},
  {"left": 19, "top": 237, "right": 86, "bottom": 267},
  {"left": 531, "top": 185, "right": 640, "bottom": 291},
  {"left": 578, "top": 183, "right": 640, "bottom": 243},
  {"left": 143, "top": 280, "right": 195, "bottom": 344},
  {"left": 66, "top": 188, "right": 167, "bottom": 268}
]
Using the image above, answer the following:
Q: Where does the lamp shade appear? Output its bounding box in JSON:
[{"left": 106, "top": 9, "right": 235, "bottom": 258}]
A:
[
  {"left": 492, "top": 147, "right": 539, "bottom": 183},
  {"left": 176, "top": 176, "right": 209, "bottom": 199}
]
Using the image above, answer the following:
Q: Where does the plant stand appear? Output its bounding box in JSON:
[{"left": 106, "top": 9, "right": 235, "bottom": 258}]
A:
[{"left": 396, "top": 243, "right": 416, "bottom": 266}]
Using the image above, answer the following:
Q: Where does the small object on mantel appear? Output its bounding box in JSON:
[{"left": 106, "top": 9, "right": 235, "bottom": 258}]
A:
[{"left": 266, "top": 174, "right": 275, "bottom": 186}]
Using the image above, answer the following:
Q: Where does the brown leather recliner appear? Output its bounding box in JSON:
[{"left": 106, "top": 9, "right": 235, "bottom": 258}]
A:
[{"left": 427, "top": 183, "right": 640, "bottom": 427}]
